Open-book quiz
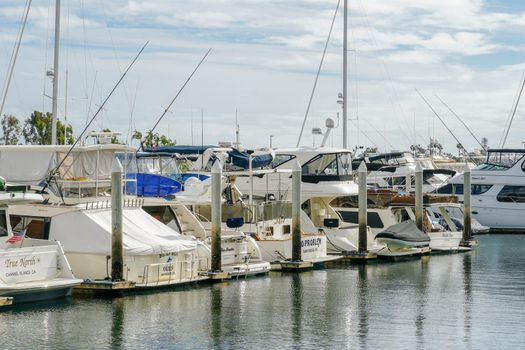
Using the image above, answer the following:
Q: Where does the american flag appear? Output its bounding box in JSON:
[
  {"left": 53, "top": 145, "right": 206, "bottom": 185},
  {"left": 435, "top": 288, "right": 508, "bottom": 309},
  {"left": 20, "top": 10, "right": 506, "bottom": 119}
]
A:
[{"left": 6, "top": 231, "right": 25, "bottom": 244}]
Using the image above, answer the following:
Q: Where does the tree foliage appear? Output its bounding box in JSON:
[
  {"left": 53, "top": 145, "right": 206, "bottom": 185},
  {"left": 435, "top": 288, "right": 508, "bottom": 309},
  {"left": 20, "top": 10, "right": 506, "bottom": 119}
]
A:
[
  {"left": 1, "top": 114, "right": 22, "bottom": 145},
  {"left": 22, "top": 111, "right": 73, "bottom": 145},
  {"left": 135, "top": 130, "right": 176, "bottom": 148}
]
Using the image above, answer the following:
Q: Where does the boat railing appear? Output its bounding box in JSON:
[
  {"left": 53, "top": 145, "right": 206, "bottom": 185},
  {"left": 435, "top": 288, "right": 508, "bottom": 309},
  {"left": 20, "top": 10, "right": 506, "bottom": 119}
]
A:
[
  {"left": 56, "top": 178, "right": 138, "bottom": 201},
  {"left": 82, "top": 198, "right": 145, "bottom": 210}
]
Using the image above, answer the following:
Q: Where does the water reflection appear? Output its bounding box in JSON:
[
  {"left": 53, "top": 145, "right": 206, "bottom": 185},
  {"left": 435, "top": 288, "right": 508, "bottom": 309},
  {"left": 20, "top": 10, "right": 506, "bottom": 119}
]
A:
[
  {"left": 356, "top": 265, "right": 368, "bottom": 349},
  {"left": 210, "top": 285, "right": 223, "bottom": 348},
  {"left": 462, "top": 253, "right": 472, "bottom": 344},
  {"left": 111, "top": 298, "right": 125, "bottom": 350},
  {"left": 291, "top": 273, "right": 303, "bottom": 346}
]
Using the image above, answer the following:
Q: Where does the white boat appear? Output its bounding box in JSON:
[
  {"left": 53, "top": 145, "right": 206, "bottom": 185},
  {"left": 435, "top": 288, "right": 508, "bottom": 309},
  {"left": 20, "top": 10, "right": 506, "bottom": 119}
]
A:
[
  {"left": 333, "top": 190, "right": 467, "bottom": 253},
  {"left": 435, "top": 149, "right": 525, "bottom": 232},
  {"left": 0, "top": 188, "right": 82, "bottom": 303},
  {"left": 141, "top": 198, "right": 271, "bottom": 277},
  {"left": 9, "top": 202, "right": 211, "bottom": 288}
]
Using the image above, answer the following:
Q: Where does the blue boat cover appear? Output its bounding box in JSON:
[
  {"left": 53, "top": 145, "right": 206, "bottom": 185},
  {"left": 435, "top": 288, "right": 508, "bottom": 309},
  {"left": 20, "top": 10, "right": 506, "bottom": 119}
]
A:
[
  {"left": 228, "top": 148, "right": 273, "bottom": 169},
  {"left": 126, "top": 173, "right": 182, "bottom": 197},
  {"left": 144, "top": 145, "right": 217, "bottom": 155}
]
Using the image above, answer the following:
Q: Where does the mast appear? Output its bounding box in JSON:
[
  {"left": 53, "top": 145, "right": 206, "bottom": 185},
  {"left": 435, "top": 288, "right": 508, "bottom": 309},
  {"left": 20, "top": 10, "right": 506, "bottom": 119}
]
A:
[
  {"left": 51, "top": 0, "right": 61, "bottom": 145},
  {"left": 342, "top": 0, "right": 348, "bottom": 149}
]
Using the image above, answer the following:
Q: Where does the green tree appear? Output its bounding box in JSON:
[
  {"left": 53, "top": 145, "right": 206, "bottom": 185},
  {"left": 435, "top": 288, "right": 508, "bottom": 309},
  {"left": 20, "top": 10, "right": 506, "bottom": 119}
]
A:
[
  {"left": 141, "top": 130, "right": 176, "bottom": 148},
  {"left": 1, "top": 114, "right": 22, "bottom": 145},
  {"left": 22, "top": 111, "right": 73, "bottom": 145}
]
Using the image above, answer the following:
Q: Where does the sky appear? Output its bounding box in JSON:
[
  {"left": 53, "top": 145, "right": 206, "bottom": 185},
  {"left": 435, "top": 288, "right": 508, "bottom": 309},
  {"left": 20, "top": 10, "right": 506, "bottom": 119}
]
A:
[{"left": 1, "top": 0, "right": 525, "bottom": 153}]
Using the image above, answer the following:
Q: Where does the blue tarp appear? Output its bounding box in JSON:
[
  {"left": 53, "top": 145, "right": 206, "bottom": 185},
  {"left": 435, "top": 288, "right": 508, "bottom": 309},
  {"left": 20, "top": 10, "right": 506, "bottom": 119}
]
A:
[
  {"left": 228, "top": 148, "right": 273, "bottom": 169},
  {"left": 126, "top": 173, "right": 182, "bottom": 197},
  {"left": 144, "top": 145, "right": 217, "bottom": 155}
]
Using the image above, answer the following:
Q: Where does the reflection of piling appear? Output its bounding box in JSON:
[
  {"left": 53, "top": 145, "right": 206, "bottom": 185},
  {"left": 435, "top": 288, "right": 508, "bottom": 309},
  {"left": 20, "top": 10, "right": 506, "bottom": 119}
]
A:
[
  {"left": 211, "top": 160, "right": 222, "bottom": 272},
  {"left": 358, "top": 162, "right": 368, "bottom": 253},
  {"left": 415, "top": 163, "right": 424, "bottom": 231},
  {"left": 111, "top": 158, "right": 124, "bottom": 281},
  {"left": 462, "top": 164, "right": 474, "bottom": 246},
  {"left": 292, "top": 160, "right": 302, "bottom": 262}
]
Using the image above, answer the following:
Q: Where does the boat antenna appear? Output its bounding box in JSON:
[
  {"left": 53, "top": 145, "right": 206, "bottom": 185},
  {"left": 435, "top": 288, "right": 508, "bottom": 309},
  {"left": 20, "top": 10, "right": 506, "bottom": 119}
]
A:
[
  {"left": 415, "top": 89, "right": 476, "bottom": 163},
  {"left": 138, "top": 48, "right": 212, "bottom": 151},
  {"left": 41, "top": 41, "right": 149, "bottom": 193},
  {"left": 296, "top": 0, "right": 341, "bottom": 147},
  {"left": 501, "top": 70, "right": 525, "bottom": 147},
  {"left": 435, "top": 95, "right": 486, "bottom": 151}
]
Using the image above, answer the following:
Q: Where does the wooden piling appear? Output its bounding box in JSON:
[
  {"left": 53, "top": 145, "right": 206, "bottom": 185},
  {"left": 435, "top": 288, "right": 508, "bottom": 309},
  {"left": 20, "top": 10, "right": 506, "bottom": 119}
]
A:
[
  {"left": 415, "top": 163, "right": 423, "bottom": 231},
  {"left": 291, "top": 160, "right": 302, "bottom": 262},
  {"left": 358, "top": 161, "right": 368, "bottom": 253},
  {"left": 111, "top": 158, "right": 124, "bottom": 281}
]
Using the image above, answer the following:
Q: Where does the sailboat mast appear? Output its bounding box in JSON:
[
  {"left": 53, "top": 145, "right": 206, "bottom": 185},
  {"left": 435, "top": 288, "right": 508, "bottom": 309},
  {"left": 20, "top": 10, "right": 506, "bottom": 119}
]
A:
[
  {"left": 51, "top": 0, "right": 61, "bottom": 145},
  {"left": 342, "top": 0, "right": 348, "bottom": 149}
]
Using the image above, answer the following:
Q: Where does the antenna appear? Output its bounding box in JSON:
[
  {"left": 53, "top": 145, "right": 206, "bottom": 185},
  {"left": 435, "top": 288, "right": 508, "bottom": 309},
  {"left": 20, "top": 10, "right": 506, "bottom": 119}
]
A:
[
  {"left": 235, "top": 109, "right": 240, "bottom": 149},
  {"left": 201, "top": 107, "right": 204, "bottom": 169}
]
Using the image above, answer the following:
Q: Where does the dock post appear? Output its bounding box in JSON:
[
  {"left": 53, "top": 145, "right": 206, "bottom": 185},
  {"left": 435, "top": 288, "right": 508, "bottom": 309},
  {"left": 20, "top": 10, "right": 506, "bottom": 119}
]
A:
[
  {"left": 111, "top": 158, "right": 124, "bottom": 281},
  {"left": 211, "top": 160, "right": 222, "bottom": 272},
  {"left": 415, "top": 163, "right": 424, "bottom": 231},
  {"left": 292, "top": 160, "right": 302, "bottom": 262},
  {"left": 405, "top": 174, "right": 411, "bottom": 193},
  {"left": 462, "top": 163, "right": 473, "bottom": 244},
  {"left": 358, "top": 161, "right": 368, "bottom": 253}
]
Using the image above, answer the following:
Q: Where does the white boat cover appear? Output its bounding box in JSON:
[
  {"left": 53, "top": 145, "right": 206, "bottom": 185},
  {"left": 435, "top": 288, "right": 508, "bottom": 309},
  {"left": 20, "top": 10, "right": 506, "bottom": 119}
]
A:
[{"left": 50, "top": 207, "right": 198, "bottom": 255}]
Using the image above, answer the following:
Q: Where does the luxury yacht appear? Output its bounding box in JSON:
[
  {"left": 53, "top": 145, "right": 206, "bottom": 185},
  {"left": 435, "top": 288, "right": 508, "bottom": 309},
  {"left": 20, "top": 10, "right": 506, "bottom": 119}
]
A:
[{"left": 435, "top": 149, "right": 525, "bottom": 232}]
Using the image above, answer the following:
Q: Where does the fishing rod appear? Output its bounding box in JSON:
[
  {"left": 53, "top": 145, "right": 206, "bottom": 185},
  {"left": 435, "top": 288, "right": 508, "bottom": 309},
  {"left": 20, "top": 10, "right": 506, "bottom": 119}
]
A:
[
  {"left": 415, "top": 89, "right": 477, "bottom": 163},
  {"left": 501, "top": 70, "right": 525, "bottom": 147},
  {"left": 296, "top": 0, "right": 341, "bottom": 147},
  {"left": 41, "top": 41, "right": 149, "bottom": 193},
  {"left": 139, "top": 48, "right": 212, "bottom": 151},
  {"left": 435, "top": 95, "right": 486, "bottom": 151}
]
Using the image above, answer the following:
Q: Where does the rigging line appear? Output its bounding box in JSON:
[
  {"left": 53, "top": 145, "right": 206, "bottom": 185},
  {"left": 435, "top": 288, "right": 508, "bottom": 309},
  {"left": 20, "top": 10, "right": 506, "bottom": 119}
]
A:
[
  {"left": 356, "top": 0, "right": 413, "bottom": 144},
  {"left": 415, "top": 89, "right": 476, "bottom": 163},
  {"left": 435, "top": 95, "right": 485, "bottom": 150},
  {"left": 0, "top": 0, "right": 32, "bottom": 120},
  {"left": 100, "top": 0, "right": 134, "bottom": 127},
  {"left": 499, "top": 69, "right": 525, "bottom": 147},
  {"left": 296, "top": 0, "right": 341, "bottom": 147},
  {"left": 126, "top": 78, "right": 140, "bottom": 144},
  {"left": 42, "top": 41, "right": 148, "bottom": 192},
  {"left": 349, "top": 119, "right": 377, "bottom": 148},
  {"left": 364, "top": 119, "right": 394, "bottom": 149},
  {"left": 139, "top": 48, "right": 212, "bottom": 151},
  {"left": 501, "top": 70, "right": 525, "bottom": 148}
]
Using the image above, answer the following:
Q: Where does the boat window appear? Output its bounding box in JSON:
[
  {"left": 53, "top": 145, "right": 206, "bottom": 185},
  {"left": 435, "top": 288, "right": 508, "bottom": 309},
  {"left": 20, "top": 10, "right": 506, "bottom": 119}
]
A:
[
  {"left": 271, "top": 154, "right": 296, "bottom": 169},
  {"left": 9, "top": 216, "right": 48, "bottom": 239},
  {"left": 142, "top": 206, "right": 181, "bottom": 232},
  {"left": 337, "top": 211, "right": 384, "bottom": 228},
  {"left": 337, "top": 152, "right": 352, "bottom": 176},
  {"left": 496, "top": 186, "right": 525, "bottom": 203},
  {"left": 0, "top": 210, "right": 7, "bottom": 237},
  {"left": 436, "top": 183, "right": 453, "bottom": 194}
]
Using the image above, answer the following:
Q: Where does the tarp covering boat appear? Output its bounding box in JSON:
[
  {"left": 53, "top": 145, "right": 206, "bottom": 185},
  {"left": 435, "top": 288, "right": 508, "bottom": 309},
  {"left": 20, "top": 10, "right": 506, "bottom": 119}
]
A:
[
  {"left": 227, "top": 148, "right": 274, "bottom": 169},
  {"left": 144, "top": 145, "right": 217, "bottom": 155},
  {"left": 125, "top": 173, "right": 182, "bottom": 197},
  {"left": 375, "top": 220, "right": 430, "bottom": 245},
  {"left": 50, "top": 207, "right": 197, "bottom": 255}
]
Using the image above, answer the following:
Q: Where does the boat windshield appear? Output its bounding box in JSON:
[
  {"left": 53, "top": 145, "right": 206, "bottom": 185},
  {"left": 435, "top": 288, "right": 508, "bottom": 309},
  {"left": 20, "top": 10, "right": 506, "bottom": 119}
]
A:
[
  {"left": 302, "top": 152, "right": 352, "bottom": 177},
  {"left": 476, "top": 150, "right": 525, "bottom": 171}
]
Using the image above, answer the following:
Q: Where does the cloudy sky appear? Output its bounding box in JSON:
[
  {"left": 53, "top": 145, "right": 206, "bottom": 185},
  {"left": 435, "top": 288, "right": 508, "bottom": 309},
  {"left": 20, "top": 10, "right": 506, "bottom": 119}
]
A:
[{"left": 1, "top": 0, "right": 525, "bottom": 153}]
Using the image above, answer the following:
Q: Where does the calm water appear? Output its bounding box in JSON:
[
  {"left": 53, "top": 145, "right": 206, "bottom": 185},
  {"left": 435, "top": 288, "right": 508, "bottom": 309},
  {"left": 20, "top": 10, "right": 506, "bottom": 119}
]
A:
[{"left": 2, "top": 235, "right": 525, "bottom": 349}]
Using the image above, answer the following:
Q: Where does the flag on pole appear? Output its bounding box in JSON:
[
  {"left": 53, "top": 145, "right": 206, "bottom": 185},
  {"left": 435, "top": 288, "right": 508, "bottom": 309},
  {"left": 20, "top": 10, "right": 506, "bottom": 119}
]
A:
[{"left": 6, "top": 230, "right": 25, "bottom": 244}]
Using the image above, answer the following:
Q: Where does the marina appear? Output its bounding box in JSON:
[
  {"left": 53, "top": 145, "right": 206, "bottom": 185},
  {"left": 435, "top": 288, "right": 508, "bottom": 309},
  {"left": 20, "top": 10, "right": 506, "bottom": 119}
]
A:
[{"left": 1, "top": 0, "right": 525, "bottom": 348}]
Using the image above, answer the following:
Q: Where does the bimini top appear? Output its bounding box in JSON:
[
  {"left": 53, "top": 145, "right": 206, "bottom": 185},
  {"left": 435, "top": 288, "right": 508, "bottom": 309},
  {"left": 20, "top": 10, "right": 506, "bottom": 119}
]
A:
[
  {"left": 145, "top": 145, "right": 217, "bottom": 155},
  {"left": 228, "top": 148, "right": 274, "bottom": 169}
]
